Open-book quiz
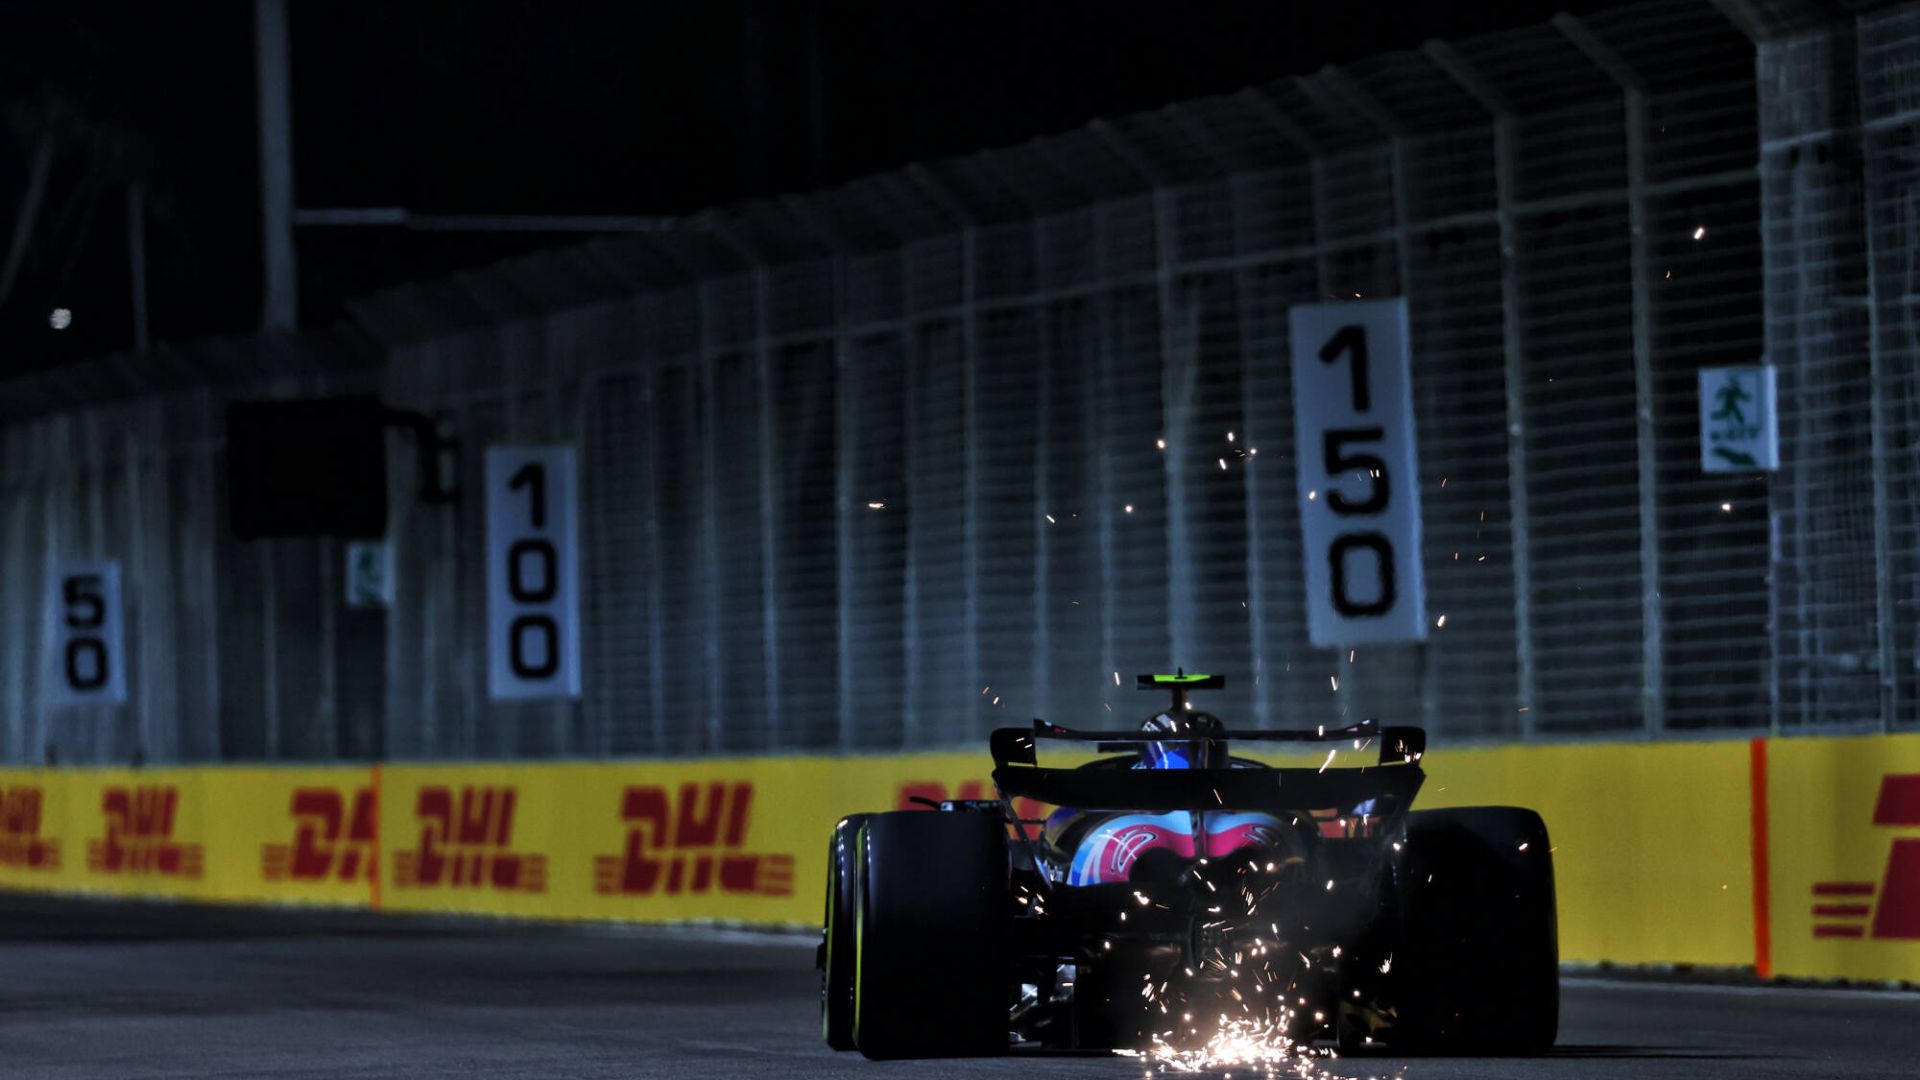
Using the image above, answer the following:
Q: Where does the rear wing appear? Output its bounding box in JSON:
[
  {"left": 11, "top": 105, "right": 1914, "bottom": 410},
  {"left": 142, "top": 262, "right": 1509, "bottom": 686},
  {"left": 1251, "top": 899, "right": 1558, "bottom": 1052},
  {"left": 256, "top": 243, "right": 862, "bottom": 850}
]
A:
[
  {"left": 991, "top": 717, "right": 1425, "bottom": 768},
  {"left": 989, "top": 718, "right": 1425, "bottom": 814}
]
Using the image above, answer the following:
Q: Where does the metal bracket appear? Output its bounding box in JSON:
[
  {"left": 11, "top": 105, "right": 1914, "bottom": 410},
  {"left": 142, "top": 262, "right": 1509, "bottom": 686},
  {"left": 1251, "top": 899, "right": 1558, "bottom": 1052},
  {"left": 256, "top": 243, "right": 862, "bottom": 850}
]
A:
[{"left": 382, "top": 408, "right": 459, "bottom": 505}]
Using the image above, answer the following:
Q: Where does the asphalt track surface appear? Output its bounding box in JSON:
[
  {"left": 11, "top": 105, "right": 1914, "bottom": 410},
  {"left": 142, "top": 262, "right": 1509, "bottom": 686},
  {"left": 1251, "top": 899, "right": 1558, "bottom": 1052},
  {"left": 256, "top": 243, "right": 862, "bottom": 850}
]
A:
[{"left": 1, "top": 895, "right": 1916, "bottom": 1079}]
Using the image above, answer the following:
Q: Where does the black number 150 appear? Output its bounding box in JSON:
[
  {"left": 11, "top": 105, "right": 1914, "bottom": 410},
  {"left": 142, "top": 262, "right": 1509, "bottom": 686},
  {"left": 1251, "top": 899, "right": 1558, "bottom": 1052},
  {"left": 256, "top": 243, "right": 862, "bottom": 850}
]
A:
[{"left": 1319, "top": 325, "right": 1395, "bottom": 617}]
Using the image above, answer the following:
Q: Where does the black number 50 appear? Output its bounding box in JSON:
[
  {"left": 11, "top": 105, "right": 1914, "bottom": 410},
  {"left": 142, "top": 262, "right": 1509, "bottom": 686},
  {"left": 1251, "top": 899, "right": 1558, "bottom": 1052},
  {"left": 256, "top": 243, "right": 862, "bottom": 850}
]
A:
[{"left": 62, "top": 574, "right": 110, "bottom": 690}]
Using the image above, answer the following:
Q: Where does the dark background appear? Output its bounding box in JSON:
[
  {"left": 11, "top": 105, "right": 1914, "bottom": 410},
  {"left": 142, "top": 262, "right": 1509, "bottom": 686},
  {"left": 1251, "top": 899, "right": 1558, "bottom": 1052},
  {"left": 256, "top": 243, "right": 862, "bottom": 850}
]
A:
[{"left": 0, "top": 0, "right": 1618, "bottom": 375}]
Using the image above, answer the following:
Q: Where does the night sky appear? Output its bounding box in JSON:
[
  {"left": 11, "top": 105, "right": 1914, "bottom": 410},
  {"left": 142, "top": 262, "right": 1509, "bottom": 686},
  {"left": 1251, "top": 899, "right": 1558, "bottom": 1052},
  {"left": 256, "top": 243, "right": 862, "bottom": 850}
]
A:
[{"left": 0, "top": 0, "right": 1620, "bottom": 375}]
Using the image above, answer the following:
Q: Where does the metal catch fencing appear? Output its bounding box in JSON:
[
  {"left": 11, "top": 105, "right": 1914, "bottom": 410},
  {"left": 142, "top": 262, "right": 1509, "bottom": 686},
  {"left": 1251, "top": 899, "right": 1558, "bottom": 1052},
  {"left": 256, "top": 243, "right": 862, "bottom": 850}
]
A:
[{"left": 0, "top": 0, "right": 1915, "bottom": 764}]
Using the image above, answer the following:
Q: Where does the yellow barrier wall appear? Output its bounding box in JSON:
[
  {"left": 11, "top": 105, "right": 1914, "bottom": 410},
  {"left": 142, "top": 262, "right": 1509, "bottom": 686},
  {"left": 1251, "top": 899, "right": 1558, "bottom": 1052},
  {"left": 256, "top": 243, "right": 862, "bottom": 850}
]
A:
[
  {"left": 1421, "top": 741, "right": 1754, "bottom": 969},
  {"left": 2, "top": 733, "right": 1917, "bottom": 983}
]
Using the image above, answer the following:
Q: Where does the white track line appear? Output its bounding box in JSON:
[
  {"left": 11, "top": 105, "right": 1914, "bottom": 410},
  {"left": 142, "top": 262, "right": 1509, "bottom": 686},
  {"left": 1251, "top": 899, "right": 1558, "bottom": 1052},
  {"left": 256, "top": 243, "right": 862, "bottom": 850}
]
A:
[
  {"left": 1564, "top": 976, "right": 1920, "bottom": 1002},
  {"left": 600, "top": 924, "right": 819, "bottom": 948},
  {"left": 606, "top": 930, "right": 1920, "bottom": 994}
]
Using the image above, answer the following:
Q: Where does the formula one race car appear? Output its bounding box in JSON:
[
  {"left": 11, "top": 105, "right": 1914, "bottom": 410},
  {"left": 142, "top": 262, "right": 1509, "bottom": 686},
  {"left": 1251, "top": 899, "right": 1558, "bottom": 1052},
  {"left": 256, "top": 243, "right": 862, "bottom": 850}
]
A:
[{"left": 819, "top": 673, "right": 1557, "bottom": 1060}]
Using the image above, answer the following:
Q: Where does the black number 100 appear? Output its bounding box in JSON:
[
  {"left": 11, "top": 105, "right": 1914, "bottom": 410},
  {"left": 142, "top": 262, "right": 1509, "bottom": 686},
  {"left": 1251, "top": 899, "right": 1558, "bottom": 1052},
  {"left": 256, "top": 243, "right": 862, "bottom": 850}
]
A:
[{"left": 506, "top": 462, "right": 560, "bottom": 679}]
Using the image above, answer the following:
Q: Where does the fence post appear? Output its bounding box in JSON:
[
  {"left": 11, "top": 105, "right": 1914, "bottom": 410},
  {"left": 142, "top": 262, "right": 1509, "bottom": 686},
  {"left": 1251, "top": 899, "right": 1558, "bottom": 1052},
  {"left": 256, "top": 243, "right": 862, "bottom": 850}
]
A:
[
  {"left": 706, "top": 220, "right": 774, "bottom": 751},
  {"left": 1096, "top": 228, "right": 1121, "bottom": 714},
  {"left": 1278, "top": 86, "right": 1362, "bottom": 723},
  {"left": 1231, "top": 90, "right": 1323, "bottom": 729},
  {"left": 1427, "top": 42, "right": 1538, "bottom": 736},
  {"left": 884, "top": 183, "right": 927, "bottom": 747},
  {"left": 1307, "top": 67, "right": 1435, "bottom": 732},
  {"left": 262, "top": 539, "right": 280, "bottom": 759},
  {"left": 1156, "top": 186, "right": 1198, "bottom": 673},
  {"left": 988, "top": 163, "right": 1055, "bottom": 727},
  {"left": 781, "top": 198, "right": 859, "bottom": 751},
  {"left": 692, "top": 282, "right": 722, "bottom": 752},
  {"left": 1854, "top": 18, "right": 1898, "bottom": 733},
  {"left": 833, "top": 252, "right": 857, "bottom": 750},
  {"left": 901, "top": 167, "right": 974, "bottom": 744},
  {"left": 1093, "top": 122, "right": 1194, "bottom": 675},
  {"left": 122, "top": 430, "right": 159, "bottom": 760},
  {"left": 959, "top": 225, "right": 982, "bottom": 738},
  {"left": 1230, "top": 252, "right": 1272, "bottom": 728},
  {"left": 752, "top": 268, "right": 783, "bottom": 749},
  {"left": 1556, "top": 14, "right": 1664, "bottom": 737}
]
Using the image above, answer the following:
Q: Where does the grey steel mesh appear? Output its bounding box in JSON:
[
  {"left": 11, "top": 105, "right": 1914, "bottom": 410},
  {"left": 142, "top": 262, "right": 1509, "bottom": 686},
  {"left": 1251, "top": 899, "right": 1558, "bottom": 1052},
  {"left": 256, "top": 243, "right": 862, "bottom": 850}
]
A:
[{"left": 1, "top": 1, "right": 1915, "bottom": 763}]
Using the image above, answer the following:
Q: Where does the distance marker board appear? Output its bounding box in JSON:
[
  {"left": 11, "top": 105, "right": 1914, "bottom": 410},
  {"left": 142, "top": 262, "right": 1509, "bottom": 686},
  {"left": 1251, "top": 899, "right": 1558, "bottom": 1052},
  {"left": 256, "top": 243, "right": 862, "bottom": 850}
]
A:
[
  {"left": 45, "top": 561, "right": 127, "bottom": 705},
  {"left": 485, "top": 446, "right": 582, "bottom": 701},
  {"left": 1288, "top": 299, "right": 1427, "bottom": 647}
]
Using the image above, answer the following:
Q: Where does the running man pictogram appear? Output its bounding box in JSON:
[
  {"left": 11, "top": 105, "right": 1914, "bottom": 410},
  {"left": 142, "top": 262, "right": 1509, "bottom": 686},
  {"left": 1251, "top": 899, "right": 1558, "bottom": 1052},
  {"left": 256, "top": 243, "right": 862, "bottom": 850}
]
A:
[{"left": 1711, "top": 373, "right": 1751, "bottom": 423}]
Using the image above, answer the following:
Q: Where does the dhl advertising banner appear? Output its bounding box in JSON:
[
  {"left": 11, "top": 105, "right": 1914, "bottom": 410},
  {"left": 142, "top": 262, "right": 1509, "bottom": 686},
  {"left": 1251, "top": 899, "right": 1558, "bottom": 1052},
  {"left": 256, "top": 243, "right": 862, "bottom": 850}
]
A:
[
  {"left": 1765, "top": 733, "right": 1920, "bottom": 983},
  {"left": 0, "top": 766, "right": 370, "bottom": 906},
  {"left": 0, "top": 753, "right": 1013, "bottom": 922},
  {"left": 1, "top": 733, "right": 1919, "bottom": 984},
  {"left": 0, "top": 754, "right": 1001, "bottom": 924},
  {"left": 376, "top": 753, "right": 1006, "bottom": 924}
]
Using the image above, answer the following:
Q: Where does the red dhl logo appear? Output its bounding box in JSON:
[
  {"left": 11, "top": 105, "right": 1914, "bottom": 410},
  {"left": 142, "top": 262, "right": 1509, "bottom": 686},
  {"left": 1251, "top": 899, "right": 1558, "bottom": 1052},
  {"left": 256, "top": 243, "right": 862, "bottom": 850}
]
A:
[
  {"left": 261, "top": 788, "right": 375, "bottom": 883},
  {"left": 1811, "top": 774, "right": 1920, "bottom": 940},
  {"left": 392, "top": 786, "right": 546, "bottom": 893},
  {"left": 593, "top": 782, "right": 793, "bottom": 897},
  {"left": 86, "top": 786, "right": 203, "bottom": 878},
  {"left": 0, "top": 786, "right": 59, "bottom": 871}
]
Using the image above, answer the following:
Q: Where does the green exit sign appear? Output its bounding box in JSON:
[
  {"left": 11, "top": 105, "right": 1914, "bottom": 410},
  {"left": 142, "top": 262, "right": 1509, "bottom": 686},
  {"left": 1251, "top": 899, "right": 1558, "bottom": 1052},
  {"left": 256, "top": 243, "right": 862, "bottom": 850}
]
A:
[{"left": 1699, "top": 366, "right": 1778, "bottom": 473}]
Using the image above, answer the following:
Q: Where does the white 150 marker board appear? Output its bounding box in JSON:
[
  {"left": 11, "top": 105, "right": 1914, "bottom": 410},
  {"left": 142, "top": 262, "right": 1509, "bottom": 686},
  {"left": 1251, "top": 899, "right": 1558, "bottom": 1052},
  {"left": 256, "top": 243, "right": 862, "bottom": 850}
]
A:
[{"left": 1288, "top": 299, "right": 1428, "bottom": 648}]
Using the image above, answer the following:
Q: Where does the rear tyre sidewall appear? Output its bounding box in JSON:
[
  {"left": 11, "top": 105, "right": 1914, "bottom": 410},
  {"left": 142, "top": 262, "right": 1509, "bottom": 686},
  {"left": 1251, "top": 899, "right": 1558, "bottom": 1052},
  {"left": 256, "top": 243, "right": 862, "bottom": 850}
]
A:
[
  {"left": 854, "top": 810, "right": 1011, "bottom": 1059},
  {"left": 821, "top": 813, "right": 869, "bottom": 1051},
  {"left": 1389, "top": 806, "right": 1558, "bottom": 1055}
]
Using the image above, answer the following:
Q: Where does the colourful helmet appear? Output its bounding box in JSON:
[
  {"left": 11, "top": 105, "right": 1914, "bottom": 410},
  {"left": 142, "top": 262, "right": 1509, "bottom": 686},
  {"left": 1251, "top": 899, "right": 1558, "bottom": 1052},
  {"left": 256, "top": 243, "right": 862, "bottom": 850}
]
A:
[{"left": 1138, "top": 709, "right": 1227, "bottom": 770}]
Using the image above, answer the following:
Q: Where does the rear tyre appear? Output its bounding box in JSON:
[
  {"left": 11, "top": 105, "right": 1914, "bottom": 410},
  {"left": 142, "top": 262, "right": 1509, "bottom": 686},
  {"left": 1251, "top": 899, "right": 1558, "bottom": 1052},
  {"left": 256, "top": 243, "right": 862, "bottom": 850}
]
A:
[
  {"left": 820, "top": 813, "right": 870, "bottom": 1051},
  {"left": 1389, "top": 806, "right": 1558, "bottom": 1054},
  {"left": 854, "top": 810, "right": 1011, "bottom": 1059}
]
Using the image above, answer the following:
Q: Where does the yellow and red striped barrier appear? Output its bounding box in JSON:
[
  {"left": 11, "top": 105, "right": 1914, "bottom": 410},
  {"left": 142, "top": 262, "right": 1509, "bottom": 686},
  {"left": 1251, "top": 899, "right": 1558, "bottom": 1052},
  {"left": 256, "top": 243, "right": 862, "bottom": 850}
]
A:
[{"left": 2, "top": 734, "right": 1918, "bottom": 983}]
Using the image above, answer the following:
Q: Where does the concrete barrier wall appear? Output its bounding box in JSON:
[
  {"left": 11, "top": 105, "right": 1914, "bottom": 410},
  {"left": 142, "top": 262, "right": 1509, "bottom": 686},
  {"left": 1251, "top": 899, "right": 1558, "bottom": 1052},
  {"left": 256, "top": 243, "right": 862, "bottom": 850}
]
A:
[{"left": 3, "top": 734, "right": 1917, "bottom": 983}]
